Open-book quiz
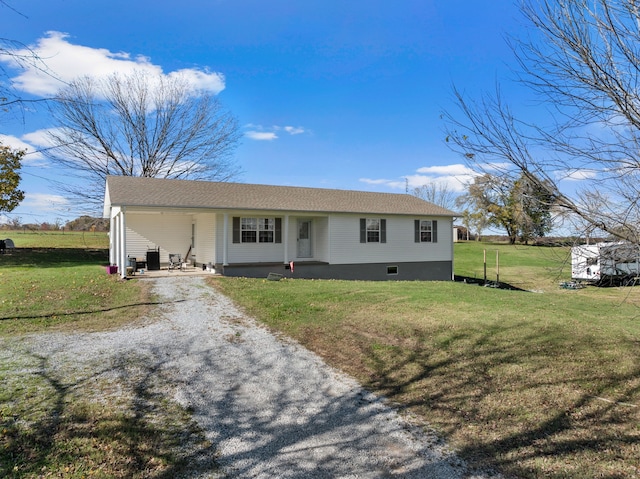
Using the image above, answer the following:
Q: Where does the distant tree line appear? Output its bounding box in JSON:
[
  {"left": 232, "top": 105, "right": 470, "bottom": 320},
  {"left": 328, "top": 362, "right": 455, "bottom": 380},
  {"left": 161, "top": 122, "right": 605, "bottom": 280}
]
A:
[{"left": 0, "top": 216, "right": 109, "bottom": 232}]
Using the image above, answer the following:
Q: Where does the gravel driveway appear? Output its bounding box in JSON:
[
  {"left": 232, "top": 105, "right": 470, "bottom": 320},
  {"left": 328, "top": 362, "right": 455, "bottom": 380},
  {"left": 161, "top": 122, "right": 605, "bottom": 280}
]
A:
[{"left": 16, "top": 276, "right": 503, "bottom": 478}]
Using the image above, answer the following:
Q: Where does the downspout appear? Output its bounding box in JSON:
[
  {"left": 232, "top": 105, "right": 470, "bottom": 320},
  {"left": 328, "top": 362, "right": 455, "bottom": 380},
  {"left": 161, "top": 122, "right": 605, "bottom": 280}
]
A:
[{"left": 451, "top": 217, "right": 456, "bottom": 281}]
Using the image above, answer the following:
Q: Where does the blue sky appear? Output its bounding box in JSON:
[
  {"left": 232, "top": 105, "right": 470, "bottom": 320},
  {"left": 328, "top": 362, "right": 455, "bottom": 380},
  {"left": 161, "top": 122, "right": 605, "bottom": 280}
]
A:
[{"left": 1, "top": 0, "right": 524, "bottom": 224}]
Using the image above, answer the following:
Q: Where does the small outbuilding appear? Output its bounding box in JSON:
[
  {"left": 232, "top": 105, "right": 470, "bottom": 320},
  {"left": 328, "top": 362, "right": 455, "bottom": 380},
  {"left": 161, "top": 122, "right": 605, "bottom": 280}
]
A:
[{"left": 103, "top": 176, "right": 458, "bottom": 281}]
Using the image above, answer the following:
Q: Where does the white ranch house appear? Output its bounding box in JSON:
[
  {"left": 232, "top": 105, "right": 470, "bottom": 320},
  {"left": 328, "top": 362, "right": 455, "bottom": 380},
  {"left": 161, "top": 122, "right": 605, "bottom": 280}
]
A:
[{"left": 103, "top": 176, "right": 457, "bottom": 281}]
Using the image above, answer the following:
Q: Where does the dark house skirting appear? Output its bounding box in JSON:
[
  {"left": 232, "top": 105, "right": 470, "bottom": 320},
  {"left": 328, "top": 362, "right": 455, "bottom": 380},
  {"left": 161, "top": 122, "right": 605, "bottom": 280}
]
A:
[{"left": 218, "top": 261, "right": 453, "bottom": 281}]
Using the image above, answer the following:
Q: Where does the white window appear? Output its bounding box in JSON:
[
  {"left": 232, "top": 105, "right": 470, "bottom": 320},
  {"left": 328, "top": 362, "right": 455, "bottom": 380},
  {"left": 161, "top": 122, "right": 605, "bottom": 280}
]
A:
[
  {"left": 258, "top": 218, "right": 275, "bottom": 243},
  {"left": 420, "top": 220, "right": 432, "bottom": 242},
  {"left": 367, "top": 219, "right": 381, "bottom": 243},
  {"left": 415, "top": 219, "right": 438, "bottom": 243},
  {"left": 241, "top": 218, "right": 258, "bottom": 243},
  {"left": 360, "top": 218, "right": 387, "bottom": 243},
  {"left": 236, "top": 217, "right": 279, "bottom": 243}
]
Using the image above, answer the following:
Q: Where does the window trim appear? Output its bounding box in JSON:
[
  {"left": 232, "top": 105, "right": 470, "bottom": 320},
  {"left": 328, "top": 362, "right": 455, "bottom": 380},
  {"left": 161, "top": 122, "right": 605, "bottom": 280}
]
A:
[
  {"left": 233, "top": 217, "right": 282, "bottom": 244},
  {"left": 414, "top": 219, "right": 438, "bottom": 243},
  {"left": 360, "top": 218, "right": 386, "bottom": 243}
]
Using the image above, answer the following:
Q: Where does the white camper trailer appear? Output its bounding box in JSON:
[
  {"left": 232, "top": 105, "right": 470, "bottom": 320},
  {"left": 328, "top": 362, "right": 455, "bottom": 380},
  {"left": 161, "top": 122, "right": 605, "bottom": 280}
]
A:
[{"left": 571, "top": 242, "right": 640, "bottom": 285}]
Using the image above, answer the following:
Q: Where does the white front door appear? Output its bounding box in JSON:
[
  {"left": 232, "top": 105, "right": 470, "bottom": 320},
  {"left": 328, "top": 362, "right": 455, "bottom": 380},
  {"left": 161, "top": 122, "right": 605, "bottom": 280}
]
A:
[{"left": 297, "top": 220, "right": 312, "bottom": 258}]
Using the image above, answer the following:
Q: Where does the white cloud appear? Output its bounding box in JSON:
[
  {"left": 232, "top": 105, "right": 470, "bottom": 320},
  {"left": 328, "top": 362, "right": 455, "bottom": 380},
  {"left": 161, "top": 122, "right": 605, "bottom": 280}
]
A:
[
  {"left": 22, "top": 192, "right": 70, "bottom": 211},
  {"left": 359, "top": 178, "right": 406, "bottom": 189},
  {"left": 283, "top": 126, "right": 305, "bottom": 135},
  {"left": 0, "top": 134, "right": 46, "bottom": 164},
  {"left": 361, "top": 163, "right": 481, "bottom": 192},
  {"left": 404, "top": 174, "right": 471, "bottom": 192},
  {"left": 3, "top": 31, "right": 225, "bottom": 96},
  {"left": 244, "top": 124, "right": 307, "bottom": 141},
  {"left": 167, "top": 68, "right": 225, "bottom": 93},
  {"left": 416, "top": 163, "right": 475, "bottom": 176},
  {"left": 360, "top": 178, "right": 394, "bottom": 185},
  {"left": 20, "top": 129, "right": 57, "bottom": 148},
  {"left": 558, "top": 169, "right": 598, "bottom": 181},
  {"left": 245, "top": 131, "right": 278, "bottom": 141}
]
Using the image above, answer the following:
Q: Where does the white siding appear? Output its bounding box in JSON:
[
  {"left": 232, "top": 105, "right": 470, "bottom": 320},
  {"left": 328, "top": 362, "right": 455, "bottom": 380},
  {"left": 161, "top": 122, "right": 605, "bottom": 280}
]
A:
[
  {"left": 264, "top": 215, "right": 330, "bottom": 263},
  {"left": 307, "top": 217, "right": 329, "bottom": 262},
  {"left": 212, "top": 213, "right": 333, "bottom": 265},
  {"left": 214, "top": 213, "right": 285, "bottom": 264},
  {"left": 193, "top": 213, "right": 216, "bottom": 266},
  {"left": 214, "top": 213, "right": 225, "bottom": 264},
  {"left": 329, "top": 214, "right": 453, "bottom": 265},
  {"left": 126, "top": 213, "right": 192, "bottom": 264},
  {"left": 228, "top": 243, "right": 284, "bottom": 263},
  {"left": 122, "top": 210, "right": 453, "bottom": 268},
  {"left": 286, "top": 217, "right": 329, "bottom": 262},
  {"left": 285, "top": 217, "right": 296, "bottom": 262}
]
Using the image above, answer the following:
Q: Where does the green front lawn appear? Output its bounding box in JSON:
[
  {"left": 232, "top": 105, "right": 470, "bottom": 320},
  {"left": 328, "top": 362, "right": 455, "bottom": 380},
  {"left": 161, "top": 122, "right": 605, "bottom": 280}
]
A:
[{"left": 212, "top": 241, "right": 640, "bottom": 478}]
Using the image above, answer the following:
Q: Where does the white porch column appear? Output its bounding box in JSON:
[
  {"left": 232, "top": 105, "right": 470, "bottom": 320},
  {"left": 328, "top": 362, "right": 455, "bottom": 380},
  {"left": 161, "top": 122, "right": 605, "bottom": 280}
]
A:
[
  {"left": 109, "top": 209, "right": 116, "bottom": 266},
  {"left": 283, "top": 215, "right": 290, "bottom": 264},
  {"left": 119, "top": 207, "right": 127, "bottom": 278},
  {"left": 223, "top": 213, "right": 229, "bottom": 266}
]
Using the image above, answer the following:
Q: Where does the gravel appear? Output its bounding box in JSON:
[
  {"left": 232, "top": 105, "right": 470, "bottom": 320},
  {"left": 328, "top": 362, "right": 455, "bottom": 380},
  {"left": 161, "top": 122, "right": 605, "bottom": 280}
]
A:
[{"left": 15, "top": 276, "right": 505, "bottom": 478}]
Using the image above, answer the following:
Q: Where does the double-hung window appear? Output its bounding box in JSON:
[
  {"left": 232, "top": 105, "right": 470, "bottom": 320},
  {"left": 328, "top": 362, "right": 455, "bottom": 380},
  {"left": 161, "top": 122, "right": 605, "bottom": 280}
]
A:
[
  {"left": 258, "top": 218, "right": 275, "bottom": 243},
  {"left": 367, "top": 219, "right": 381, "bottom": 242},
  {"left": 233, "top": 217, "right": 282, "bottom": 244},
  {"left": 414, "top": 219, "right": 438, "bottom": 243},
  {"left": 241, "top": 218, "right": 258, "bottom": 243},
  {"left": 360, "top": 218, "right": 386, "bottom": 243}
]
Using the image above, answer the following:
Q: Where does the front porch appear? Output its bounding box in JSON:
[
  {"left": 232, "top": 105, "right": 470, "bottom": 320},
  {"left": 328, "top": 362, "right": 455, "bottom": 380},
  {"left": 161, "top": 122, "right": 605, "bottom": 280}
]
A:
[
  {"left": 111, "top": 263, "right": 220, "bottom": 279},
  {"left": 108, "top": 207, "right": 329, "bottom": 280}
]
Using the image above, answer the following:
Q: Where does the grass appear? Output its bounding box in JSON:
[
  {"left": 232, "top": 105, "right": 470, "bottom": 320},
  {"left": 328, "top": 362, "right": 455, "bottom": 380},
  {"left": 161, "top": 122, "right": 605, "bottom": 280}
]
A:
[
  {"left": 0, "top": 231, "right": 154, "bottom": 335},
  {"left": 454, "top": 240, "right": 572, "bottom": 290},
  {"left": 2, "top": 232, "right": 639, "bottom": 477},
  {"left": 212, "top": 241, "right": 640, "bottom": 479},
  {"left": 0, "top": 346, "right": 217, "bottom": 478},
  {"left": 2, "top": 229, "right": 110, "bottom": 249},
  {"left": 0, "top": 231, "right": 217, "bottom": 478}
]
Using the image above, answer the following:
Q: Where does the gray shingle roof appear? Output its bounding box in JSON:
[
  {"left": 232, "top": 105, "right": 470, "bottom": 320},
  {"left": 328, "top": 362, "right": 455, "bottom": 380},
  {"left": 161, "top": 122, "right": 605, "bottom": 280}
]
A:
[{"left": 105, "top": 176, "right": 457, "bottom": 216}]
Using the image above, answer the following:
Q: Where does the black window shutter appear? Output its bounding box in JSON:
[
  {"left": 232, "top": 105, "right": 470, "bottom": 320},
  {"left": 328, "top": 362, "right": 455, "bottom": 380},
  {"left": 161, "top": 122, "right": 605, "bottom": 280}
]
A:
[
  {"left": 414, "top": 220, "right": 420, "bottom": 243},
  {"left": 232, "top": 217, "right": 240, "bottom": 243},
  {"left": 275, "top": 218, "right": 282, "bottom": 243},
  {"left": 433, "top": 220, "right": 438, "bottom": 243},
  {"left": 380, "top": 219, "right": 386, "bottom": 243},
  {"left": 360, "top": 218, "right": 366, "bottom": 243}
]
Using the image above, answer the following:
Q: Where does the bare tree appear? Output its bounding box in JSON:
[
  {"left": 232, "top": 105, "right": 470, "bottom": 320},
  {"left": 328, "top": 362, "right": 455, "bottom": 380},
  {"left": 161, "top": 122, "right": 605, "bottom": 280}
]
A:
[
  {"left": 412, "top": 182, "right": 459, "bottom": 211},
  {"left": 444, "top": 0, "right": 640, "bottom": 245},
  {"left": 46, "top": 70, "right": 242, "bottom": 208},
  {"left": 0, "top": 1, "right": 53, "bottom": 116}
]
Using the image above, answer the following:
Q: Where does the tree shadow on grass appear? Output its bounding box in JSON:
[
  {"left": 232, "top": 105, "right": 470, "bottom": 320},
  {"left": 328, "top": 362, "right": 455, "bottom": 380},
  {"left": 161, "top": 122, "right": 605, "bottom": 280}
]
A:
[
  {"left": 0, "top": 299, "right": 187, "bottom": 321},
  {"left": 454, "top": 275, "right": 529, "bottom": 291},
  {"left": 359, "top": 323, "right": 640, "bottom": 478},
  {"left": 1, "top": 273, "right": 491, "bottom": 479},
  {"left": 1, "top": 332, "right": 472, "bottom": 479},
  {"left": 0, "top": 345, "right": 220, "bottom": 479}
]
